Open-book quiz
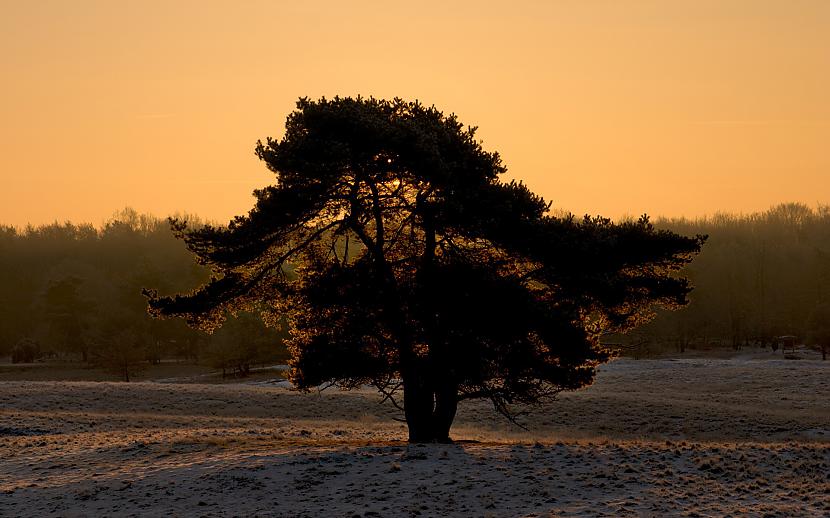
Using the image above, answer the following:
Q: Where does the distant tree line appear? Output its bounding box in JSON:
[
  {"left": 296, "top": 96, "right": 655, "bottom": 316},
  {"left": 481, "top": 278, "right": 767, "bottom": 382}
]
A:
[
  {"left": 632, "top": 202, "right": 830, "bottom": 359},
  {"left": 3, "top": 202, "right": 827, "bottom": 375},
  {"left": 0, "top": 209, "right": 288, "bottom": 379}
]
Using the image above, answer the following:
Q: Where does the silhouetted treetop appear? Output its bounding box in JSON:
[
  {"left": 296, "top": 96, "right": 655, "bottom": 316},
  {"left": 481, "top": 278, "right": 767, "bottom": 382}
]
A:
[{"left": 146, "top": 96, "right": 705, "bottom": 442}]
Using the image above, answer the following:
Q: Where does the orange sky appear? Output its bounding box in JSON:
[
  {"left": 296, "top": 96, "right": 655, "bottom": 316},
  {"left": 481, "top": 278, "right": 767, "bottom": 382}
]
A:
[{"left": 1, "top": 0, "right": 828, "bottom": 228}]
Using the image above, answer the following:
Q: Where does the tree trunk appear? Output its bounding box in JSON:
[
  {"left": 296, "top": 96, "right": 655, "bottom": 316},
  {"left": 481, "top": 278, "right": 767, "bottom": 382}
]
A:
[
  {"left": 402, "top": 368, "right": 458, "bottom": 443},
  {"left": 402, "top": 366, "right": 433, "bottom": 442},
  {"left": 431, "top": 378, "right": 458, "bottom": 442}
]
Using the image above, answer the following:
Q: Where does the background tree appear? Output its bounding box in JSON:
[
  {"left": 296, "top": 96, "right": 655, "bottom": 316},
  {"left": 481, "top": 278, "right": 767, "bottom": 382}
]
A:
[
  {"left": 807, "top": 304, "right": 830, "bottom": 360},
  {"left": 205, "top": 311, "right": 286, "bottom": 378},
  {"left": 41, "top": 276, "right": 93, "bottom": 361},
  {"left": 146, "top": 97, "right": 704, "bottom": 442},
  {"left": 89, "top": 310, "right": 148, "bottom": 382}
]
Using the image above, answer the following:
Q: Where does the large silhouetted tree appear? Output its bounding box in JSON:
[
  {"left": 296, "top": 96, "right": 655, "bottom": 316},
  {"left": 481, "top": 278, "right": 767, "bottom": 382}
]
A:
[{"left": 145, "top": 97, "right": 704, "bottom": 442}]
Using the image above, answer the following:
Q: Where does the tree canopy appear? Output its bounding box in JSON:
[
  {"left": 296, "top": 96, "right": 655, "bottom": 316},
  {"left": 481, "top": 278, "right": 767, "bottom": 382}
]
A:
[{"left": 146, "top": 97, "right": 705, "bottom": 442}]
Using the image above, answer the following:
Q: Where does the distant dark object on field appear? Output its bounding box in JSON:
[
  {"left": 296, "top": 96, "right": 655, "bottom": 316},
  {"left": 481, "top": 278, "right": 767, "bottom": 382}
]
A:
[
  {"left": 775, "top": 335, "right": 797, "bottom": 354},
  {"left": 146, "top": 96, "right": 704, "bottom": 442},
  {"left": 11, "top": 338, "right": 41, "bottom": 364}
]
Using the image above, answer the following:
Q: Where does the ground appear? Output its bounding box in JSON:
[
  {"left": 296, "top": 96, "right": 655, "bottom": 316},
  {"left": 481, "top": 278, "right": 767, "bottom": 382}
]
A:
[{"left": 1, "top": 351, "right": 828, "bottom": 517}]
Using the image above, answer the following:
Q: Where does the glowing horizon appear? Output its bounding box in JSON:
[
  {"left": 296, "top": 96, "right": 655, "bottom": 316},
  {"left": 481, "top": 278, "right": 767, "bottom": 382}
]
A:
[{"left": 2, "top": 0, "right": 828, "bottom": 228}]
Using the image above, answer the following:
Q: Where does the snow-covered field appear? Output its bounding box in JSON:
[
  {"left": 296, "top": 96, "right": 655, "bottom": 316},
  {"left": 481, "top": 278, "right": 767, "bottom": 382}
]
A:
[{"left": 1, "top": 354, "right": 828, "bottom": 516}]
